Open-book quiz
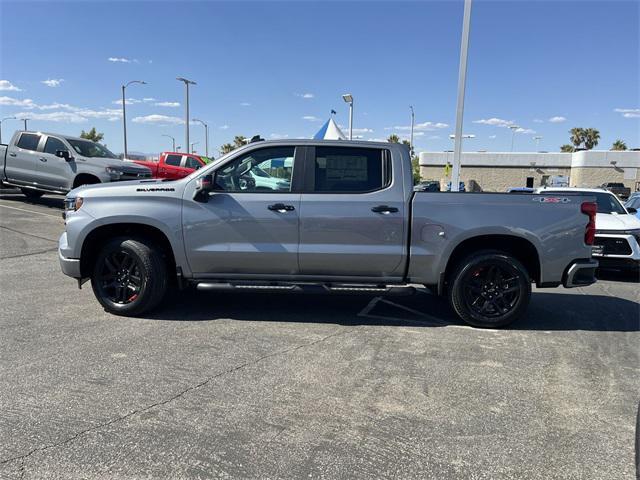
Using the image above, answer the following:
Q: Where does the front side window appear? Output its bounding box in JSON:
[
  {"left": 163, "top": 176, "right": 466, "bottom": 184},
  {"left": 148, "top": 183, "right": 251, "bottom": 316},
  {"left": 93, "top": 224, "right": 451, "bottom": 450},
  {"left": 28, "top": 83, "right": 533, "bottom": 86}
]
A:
[
  {"left": 185, "top": 156, "right": 202, "bottom": 169},
  {"left": 17, "top": 133, "right": 41, "bottom": 151},
  {"left": 66, "top": 139, "right": 118, "bottom": 159},
  {"left": 165, "top": 154, "right": 182, "bottom": 167},
  {"left": 43, "top": 137, "right": 66, "bottom": 155},
  {"left": 314, "top": 147, "right": 389, "bottom": 193},
  {"left": 214, "top": 147, "right": 294, "bottom": 192}
]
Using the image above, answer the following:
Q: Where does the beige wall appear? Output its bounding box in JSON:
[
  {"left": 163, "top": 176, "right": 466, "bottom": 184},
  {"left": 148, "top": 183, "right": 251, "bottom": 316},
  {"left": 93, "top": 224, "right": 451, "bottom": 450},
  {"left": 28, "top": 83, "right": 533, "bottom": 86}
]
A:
[
  {"left": 570, "top": 167, "right": 639, "bottom": 189},
  {"left": 420, "top": 166, "right": 572, "bottom": 192}
]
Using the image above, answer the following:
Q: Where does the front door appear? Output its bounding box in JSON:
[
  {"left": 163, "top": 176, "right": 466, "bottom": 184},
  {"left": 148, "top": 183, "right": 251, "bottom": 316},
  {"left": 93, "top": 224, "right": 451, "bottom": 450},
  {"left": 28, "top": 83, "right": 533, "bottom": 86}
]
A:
[
  {"left": 183, "top": 145, "right": 302, "bottom": 276},
  {"left": 298, "top": 146, "right": 406, "bottom": 278},
  {"left": 38, "top": 135, "right": 73, "bottom": 190}
]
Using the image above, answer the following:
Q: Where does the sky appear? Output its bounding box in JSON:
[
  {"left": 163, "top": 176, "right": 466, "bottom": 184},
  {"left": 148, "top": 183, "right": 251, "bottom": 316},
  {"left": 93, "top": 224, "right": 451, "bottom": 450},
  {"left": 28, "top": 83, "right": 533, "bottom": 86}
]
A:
[{"left": 0, "top": 0, "right": 638, "bottom": 156}]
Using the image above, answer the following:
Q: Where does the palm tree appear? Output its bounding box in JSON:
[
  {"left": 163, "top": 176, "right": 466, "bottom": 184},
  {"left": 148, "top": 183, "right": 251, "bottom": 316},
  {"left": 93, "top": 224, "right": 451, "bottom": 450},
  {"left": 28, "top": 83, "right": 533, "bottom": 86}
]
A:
[
  {"left": 233, "top": 135, "right": 247, "bottom": 148},
  {"left": 560, "top": 144, "right": 575, "bottom": 153},
  {"left": 569, "top": 128, "right": 585, "bottom": 148},
  {"left": 583, "top": 128, "right": 600, "bottom": 150},
  {"left": 387, "top": 134, "right": 400, "bottom": 143},
  {"left": 611, "top": 139, "right": 627, "bottom": 151},
  {"left": 220, "top": 143, "right": 235, "bottom": 155}
]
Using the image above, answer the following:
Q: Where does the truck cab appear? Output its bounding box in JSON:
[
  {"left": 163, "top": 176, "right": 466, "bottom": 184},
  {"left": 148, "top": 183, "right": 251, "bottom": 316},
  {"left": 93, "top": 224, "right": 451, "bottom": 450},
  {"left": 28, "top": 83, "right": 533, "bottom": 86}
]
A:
[{"left": 0, "top": 130, "right": 151, "bottom": 198}]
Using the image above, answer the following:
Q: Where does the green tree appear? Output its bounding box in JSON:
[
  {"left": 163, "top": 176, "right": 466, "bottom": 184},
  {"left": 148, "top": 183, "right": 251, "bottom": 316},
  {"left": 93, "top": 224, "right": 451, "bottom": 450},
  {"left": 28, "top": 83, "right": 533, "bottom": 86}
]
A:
[
  {"left": 560, "top": 144, "right": 575, "bottom": 152},
  {"left": 80, "top": 127, "right": 104, "bottom": 143},
  {"left": 611, "top": 139, "right": 627, "bottom": 151},
  {"left": 387, "top": 134, "right": 400, "bottom": 143},
  {"left": 569, "top": 127, "right": 585, "bottom": 148},
  {"left": 583, "top": 128, "right": 600, "bottom": 150},
  {"left": 411, "top": 156, "right": 421, "bottom": 185},
  {"left": 220, "top": 143, "right": 235, "bottom": 155},
  {"left": 233, "top": 135, "right": 247, "bottom": 148}
]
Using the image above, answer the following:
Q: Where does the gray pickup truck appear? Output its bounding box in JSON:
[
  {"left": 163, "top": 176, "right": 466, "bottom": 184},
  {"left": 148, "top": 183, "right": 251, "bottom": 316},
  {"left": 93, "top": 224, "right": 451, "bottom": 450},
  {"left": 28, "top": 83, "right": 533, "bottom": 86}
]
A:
[
  {"left": 58, "top": 140, "right": 599, "bottom": 327},
  {"left": 0, "top": 130, "right": 151, "bottom": 198}
]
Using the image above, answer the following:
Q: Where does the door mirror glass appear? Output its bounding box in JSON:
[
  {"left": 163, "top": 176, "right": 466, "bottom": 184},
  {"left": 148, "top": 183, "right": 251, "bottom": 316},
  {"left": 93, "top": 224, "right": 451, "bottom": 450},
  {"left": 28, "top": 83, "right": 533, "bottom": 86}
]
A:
[{"left": 55, "top": 149, "right": 73, "bottom": 162}]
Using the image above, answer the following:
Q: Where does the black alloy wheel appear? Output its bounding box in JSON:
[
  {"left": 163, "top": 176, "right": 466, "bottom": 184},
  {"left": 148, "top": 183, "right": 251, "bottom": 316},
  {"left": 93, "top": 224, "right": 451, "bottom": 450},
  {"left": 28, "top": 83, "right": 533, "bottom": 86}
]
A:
[
  {"left": 96, "top": 250, "right": 143, "bottom": 305},
  {"left": 462, "top": 263, "right": 521, "bottom": 318}
]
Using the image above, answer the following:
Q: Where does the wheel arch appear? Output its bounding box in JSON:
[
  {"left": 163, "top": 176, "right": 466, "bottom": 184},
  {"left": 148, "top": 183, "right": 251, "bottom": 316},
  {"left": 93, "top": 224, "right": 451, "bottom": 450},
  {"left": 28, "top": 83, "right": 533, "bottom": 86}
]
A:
[{"left": 73, "top": 173, "right": 101, "bottom": 189}]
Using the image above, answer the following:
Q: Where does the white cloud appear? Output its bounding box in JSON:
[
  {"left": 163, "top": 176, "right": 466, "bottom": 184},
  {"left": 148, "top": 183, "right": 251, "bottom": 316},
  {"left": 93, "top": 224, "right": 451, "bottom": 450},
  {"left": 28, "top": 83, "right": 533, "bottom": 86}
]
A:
[
  {"left": 108, "top": 57, "right": 131, "bottom": 63},
  {"left": 0, "top": 96, "right": 35, "bottom": 108},
  {"left": 76, "top": 108, "right": 122, "bottom": 121},
  {"left": 132, "top": 114, "right": 183, "bottom": 125},
  {"left": 302, "top": 115, "right": 321, "bottom": 121},
  {"left": 142, "top": 97, "right": 156, "bottom": 102},
  {"left": 13, "top": 111, "right": 87, "bottom": 123},
  {"left": 154, "top": 101, "right": 180, "bottom": 107},
  {"left": 219, "top": 124, "right": 229, "bottom": 130},
  {"left": 112, "top": 98, "right": 142, "bottom": 106},
  {"left": 41, "top": 79, "right": 64, "bottom": 88},
  {"left": 269, "top": 133, "right": 289, "bottom": 139},
  {"left": 548, "top": 116, "right": 566, "bottom": 123},
  {"left": 515, "top": 127, "right": 536, "bottom": 134},
  {"left": 0, "top": 80, "right": 22, "bottom": 91},
  {"left": 472, "top": 117, "right": 513, "bottom": 127},
  {"left": 366, "top": 138, "right": 388, "bottom": 142},
  {"left": 488, "top": 135, "right": 497, "bottom": 139},
  {"left": 295, "top": 93, "right": 315, "bottom": 99},
  {"left": 240, "top": 102, "right": 251, "bottom": 106},
  {"left": 614, "top": 108, "right": 640, "bottom": 118},
  {"left": 392, "top": 121, "right": 448, "bottom": 131},
  {"left": 38, "top": 102, "right": 75, "bottom": 110}
]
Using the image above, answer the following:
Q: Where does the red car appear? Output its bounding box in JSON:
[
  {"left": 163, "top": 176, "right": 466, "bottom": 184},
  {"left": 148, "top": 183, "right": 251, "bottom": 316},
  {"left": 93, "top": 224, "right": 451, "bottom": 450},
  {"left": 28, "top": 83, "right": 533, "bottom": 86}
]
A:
[{"left": 133, "top": 152, "right": 205, "bottom": 180}]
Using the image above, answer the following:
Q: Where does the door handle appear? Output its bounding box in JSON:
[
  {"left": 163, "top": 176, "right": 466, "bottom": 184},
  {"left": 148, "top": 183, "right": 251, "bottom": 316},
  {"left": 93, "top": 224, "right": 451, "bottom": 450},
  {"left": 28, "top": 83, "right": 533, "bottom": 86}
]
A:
[
  {"left": 268, "top": 203, "right": 295, "bottom": 212},
  {"left": 39, "top": 158, "right": 47, "bottom": 162},
  {"left": 9, "top": 152, "right": 16, "bottom": 157},
  {"left": 371, "top": 205, "right": 398, "bottom": 214}
]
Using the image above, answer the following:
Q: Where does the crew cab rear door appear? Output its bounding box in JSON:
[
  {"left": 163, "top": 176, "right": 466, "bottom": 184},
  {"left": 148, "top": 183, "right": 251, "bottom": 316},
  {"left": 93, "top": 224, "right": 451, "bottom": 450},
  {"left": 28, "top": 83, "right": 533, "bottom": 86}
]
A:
[
  {"left": 182, "top": 145, "right": 302, "bottom": 276},
  {"left": 5, "top": 132, "right": 42, "bottom": 185},
  {"left": 297, "top": 145, "right": 406, "bottom": 278}
]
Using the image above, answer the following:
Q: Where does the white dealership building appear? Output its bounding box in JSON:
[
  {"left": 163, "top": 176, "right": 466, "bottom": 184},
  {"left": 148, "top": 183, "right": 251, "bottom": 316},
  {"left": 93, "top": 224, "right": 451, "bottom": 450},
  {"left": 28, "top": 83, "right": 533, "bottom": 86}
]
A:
[{"left": 418, "top": 150, "right": 640, "bottom": 192}]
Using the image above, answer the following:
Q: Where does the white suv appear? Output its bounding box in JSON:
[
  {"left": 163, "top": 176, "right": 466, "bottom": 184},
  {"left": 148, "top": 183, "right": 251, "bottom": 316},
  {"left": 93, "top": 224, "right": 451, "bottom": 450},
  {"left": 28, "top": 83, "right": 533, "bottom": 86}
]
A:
[{"left": 538, "top": 187, "right": 640, "bottom": 272}]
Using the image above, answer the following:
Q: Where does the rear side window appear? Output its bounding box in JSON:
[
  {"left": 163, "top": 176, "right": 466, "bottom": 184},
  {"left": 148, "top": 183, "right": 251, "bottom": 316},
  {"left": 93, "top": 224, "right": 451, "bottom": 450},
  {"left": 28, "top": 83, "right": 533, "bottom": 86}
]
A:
[
  {"left": 43, "top": 137, "right": 66, "bottom": 155},
  {"left": 17, "top": 133, "right": 41, "bottom": 151},
  {"left": 165, "top": 154, "right": 182, "bottom": 167},
  {"left": 314, "top": 147, "right": 390, "bottom": 193}
]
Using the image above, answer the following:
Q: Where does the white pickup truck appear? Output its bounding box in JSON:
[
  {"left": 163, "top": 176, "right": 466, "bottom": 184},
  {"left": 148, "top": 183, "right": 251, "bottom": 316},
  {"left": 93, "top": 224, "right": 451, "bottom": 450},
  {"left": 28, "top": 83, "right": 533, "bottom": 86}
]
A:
[{"left": 0, "top": 130, "right": 151, "bottom": 198}]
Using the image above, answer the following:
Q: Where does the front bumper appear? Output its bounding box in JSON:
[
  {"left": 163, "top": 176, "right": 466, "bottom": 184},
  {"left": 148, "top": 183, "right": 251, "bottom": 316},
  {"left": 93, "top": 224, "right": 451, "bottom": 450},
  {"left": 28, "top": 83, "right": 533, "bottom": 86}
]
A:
[
  {"left": 563, "top": 259, "right": 598, "bottom": 288},
  {"left": 58, "top": 233, "right": 81, "bottom": 278}
]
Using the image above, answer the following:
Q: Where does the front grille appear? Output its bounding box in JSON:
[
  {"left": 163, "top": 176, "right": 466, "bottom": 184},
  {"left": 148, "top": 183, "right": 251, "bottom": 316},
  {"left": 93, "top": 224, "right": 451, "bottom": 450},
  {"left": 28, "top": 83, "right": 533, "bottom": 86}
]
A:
[{"left": 594, "top": 236, "right": 632, "bottom": 255}]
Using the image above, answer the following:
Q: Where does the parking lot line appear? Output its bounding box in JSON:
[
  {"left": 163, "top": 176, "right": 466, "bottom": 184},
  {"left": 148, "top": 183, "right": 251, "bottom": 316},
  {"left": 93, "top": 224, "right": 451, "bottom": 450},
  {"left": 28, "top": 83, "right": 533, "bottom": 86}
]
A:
[{"left": 0, "top": 203, "right": 61, "bottom": 219}]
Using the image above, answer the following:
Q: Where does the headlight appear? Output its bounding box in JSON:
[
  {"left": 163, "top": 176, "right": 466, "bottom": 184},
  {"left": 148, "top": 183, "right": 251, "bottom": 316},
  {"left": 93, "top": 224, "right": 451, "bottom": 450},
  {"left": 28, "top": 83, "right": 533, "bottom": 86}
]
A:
[
  {"left": 64, "top": 197, "right": 83, "bottom": 212},
  {"left": 105, "top": 167, "right": 122, "bottom": 177}
]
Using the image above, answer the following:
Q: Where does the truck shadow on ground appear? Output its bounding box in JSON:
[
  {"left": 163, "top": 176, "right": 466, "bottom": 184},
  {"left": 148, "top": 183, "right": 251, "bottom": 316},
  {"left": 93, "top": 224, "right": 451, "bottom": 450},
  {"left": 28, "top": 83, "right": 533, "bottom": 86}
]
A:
[
  {"left": 596, "top": 268, "right": 639, "bottom": 284},
  {"left": 143, "top": 288, "right": 639, "bottom": 332},
  {"left": 0, "top": 193, "right": 64, "bottom": 210}
]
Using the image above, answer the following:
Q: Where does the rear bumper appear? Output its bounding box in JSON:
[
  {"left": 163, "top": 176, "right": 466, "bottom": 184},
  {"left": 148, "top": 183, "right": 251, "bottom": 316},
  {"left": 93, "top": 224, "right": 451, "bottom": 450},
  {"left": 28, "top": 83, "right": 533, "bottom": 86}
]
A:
[{"left": 563, "top": 259, "right": 598, "bottom": 288}]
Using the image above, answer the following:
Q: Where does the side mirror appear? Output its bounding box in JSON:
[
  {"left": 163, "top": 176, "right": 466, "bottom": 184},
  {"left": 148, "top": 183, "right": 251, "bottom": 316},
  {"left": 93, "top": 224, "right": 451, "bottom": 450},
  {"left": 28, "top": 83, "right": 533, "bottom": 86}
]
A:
[
  {"left": 56, "top": 149, "right": 73, "bottom": 162},
  {"left": 627, "top": 207, "right": 637, "bottom": 214},
  {"left": 193, "top": 174, "right": 215, "bottom": 202}
]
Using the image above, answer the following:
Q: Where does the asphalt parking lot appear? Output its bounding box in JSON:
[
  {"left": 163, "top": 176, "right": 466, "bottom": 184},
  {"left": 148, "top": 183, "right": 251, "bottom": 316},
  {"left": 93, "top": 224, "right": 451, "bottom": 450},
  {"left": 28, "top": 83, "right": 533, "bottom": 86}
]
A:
[{"left": 0, "top": 192, "right": 638, "bottom": 480}]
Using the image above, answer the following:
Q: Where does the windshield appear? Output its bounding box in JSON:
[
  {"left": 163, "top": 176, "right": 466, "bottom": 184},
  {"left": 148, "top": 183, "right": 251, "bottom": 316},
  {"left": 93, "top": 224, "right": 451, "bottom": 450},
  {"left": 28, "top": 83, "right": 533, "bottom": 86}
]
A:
[{"left": 66, "top": 138, "right": 118, "bottom": 159}]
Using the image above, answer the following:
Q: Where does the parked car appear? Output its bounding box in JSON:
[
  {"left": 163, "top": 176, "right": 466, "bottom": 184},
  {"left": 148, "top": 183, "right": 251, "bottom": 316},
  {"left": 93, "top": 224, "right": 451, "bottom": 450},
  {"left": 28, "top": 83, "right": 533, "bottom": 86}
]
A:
[
  {"left": 414, "top": 180, "right": 440, "bottom": 192},
  {"left": 0, "top": 131, "right": 151, "bottom": 198},
  {"left": 507, "top": 187, "right": 535, "bottom": 193},
  {"left": 132, "top": 152, "right": 205, "bottom": 180},
  {"left": 600, "top": 182, "right": 631, "bottom": 200},
  {"left": 445, "top": 181, "right": 466, "bottom": 192},
  {"left": 538, "top": 187, "right": 640, "bottom": 272},
  {"left": 624, "top": 194, "right": 640, "bottom": 219},
  {"left": 59, "top": 140, "right": 599, "bottom": 328}
]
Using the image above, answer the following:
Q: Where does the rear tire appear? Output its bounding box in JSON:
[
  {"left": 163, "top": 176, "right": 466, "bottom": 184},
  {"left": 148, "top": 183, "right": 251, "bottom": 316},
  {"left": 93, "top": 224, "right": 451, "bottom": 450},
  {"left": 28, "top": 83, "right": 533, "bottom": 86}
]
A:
[
  {"left": 21, "top": 188, "right": 44, "bottom": 199},
  {"left": 91, "top": 237, "right": 168, "bottom": 316},
  {"left": 448, "top": 250, "right": 531, "bottom": 328}
]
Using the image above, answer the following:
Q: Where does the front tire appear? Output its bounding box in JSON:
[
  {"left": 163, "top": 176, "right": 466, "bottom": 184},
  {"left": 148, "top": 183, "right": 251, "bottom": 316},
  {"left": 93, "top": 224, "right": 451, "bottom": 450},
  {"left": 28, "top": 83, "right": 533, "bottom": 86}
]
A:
[
  {"left": 21, "top": 188, "right": 44, "bottom": 199},
  {"left": 91, "top": 237, "right": 168, "bottom": 316},
  {"left": 449, "top": 250, "right": 531, "bottom": 328}
]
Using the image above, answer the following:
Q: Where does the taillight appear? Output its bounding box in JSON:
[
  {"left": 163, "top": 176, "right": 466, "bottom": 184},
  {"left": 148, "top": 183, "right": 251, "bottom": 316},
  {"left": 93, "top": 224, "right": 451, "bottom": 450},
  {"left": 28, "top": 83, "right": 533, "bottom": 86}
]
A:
[{"left": 581, "top": 201, "right": 597, "bottom": 245}]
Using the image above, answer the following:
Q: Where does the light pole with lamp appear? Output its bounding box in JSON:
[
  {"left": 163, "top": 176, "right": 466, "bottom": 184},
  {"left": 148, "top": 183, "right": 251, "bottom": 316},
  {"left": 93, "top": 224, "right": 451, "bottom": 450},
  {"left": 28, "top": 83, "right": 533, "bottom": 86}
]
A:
[
  {"left": 122, "top": 80, "right": 146, "bottom": 160},
  {"left": 509, "top": 125, "right": 520, "bottom": 152},
  {"left": 533, "top": 135, "right": 542, "bottom": 151},
  {"left": 409, "top": 106, "right": 415, "bottom": 157},
  {"left": 0, "top": 116, "right": 16, "bottom": 144},
  {"left": 190, "top": 142, "right": 199, "bottom": 154},
  {"left": 192, "top": 118, "right": 209, "bottom": 157},
  {"left": 22, "top": 118, "right": 30, "bottom": 131},
  {"left": 161, "top": 134, "right": 176, "bottom": 152},
  {"left": 342, "top": 93, "right": 353, "bottom": 140},
  {"left": 177, "top": 77, "right": 197, "bottom": 158}
]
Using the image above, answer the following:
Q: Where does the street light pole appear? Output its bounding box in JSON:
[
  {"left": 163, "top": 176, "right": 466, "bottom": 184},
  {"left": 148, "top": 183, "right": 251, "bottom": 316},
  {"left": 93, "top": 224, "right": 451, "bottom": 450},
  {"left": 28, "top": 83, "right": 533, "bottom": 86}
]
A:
[
  {"left": 122, "top": 80, "right": 146, "bottom": 160},
  {"left": 533, "top": 135, "right": 542, "bottom": 151},
  {"left": 0, "top": 116, "right": 17, "bottom": 144},
  {"left": 409, "top": 106, "right": 415, "bottom": 157},
  {"left": 450, "top": 0, "right": 473, "bottom": 192},
  {"left": 177, "top": 77, "right": 197, "bottom": 158},
  {"left": 192, "top": 118, "right": 209, "bottom": 157},
  {"left": 161, "top": 134, "right": 176, "bottom": 151},
  {"left": 509, "top": 125, "right": 520, "bottom": 152},
  {"left": 190, "top": 142, "right": 199, "bottom": 154},
  {"left": 23, "top": 118, "right": 30, "bottom": 131},
  {"left": 342, "top": 94, "right": 354, "bottom": 140}
]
